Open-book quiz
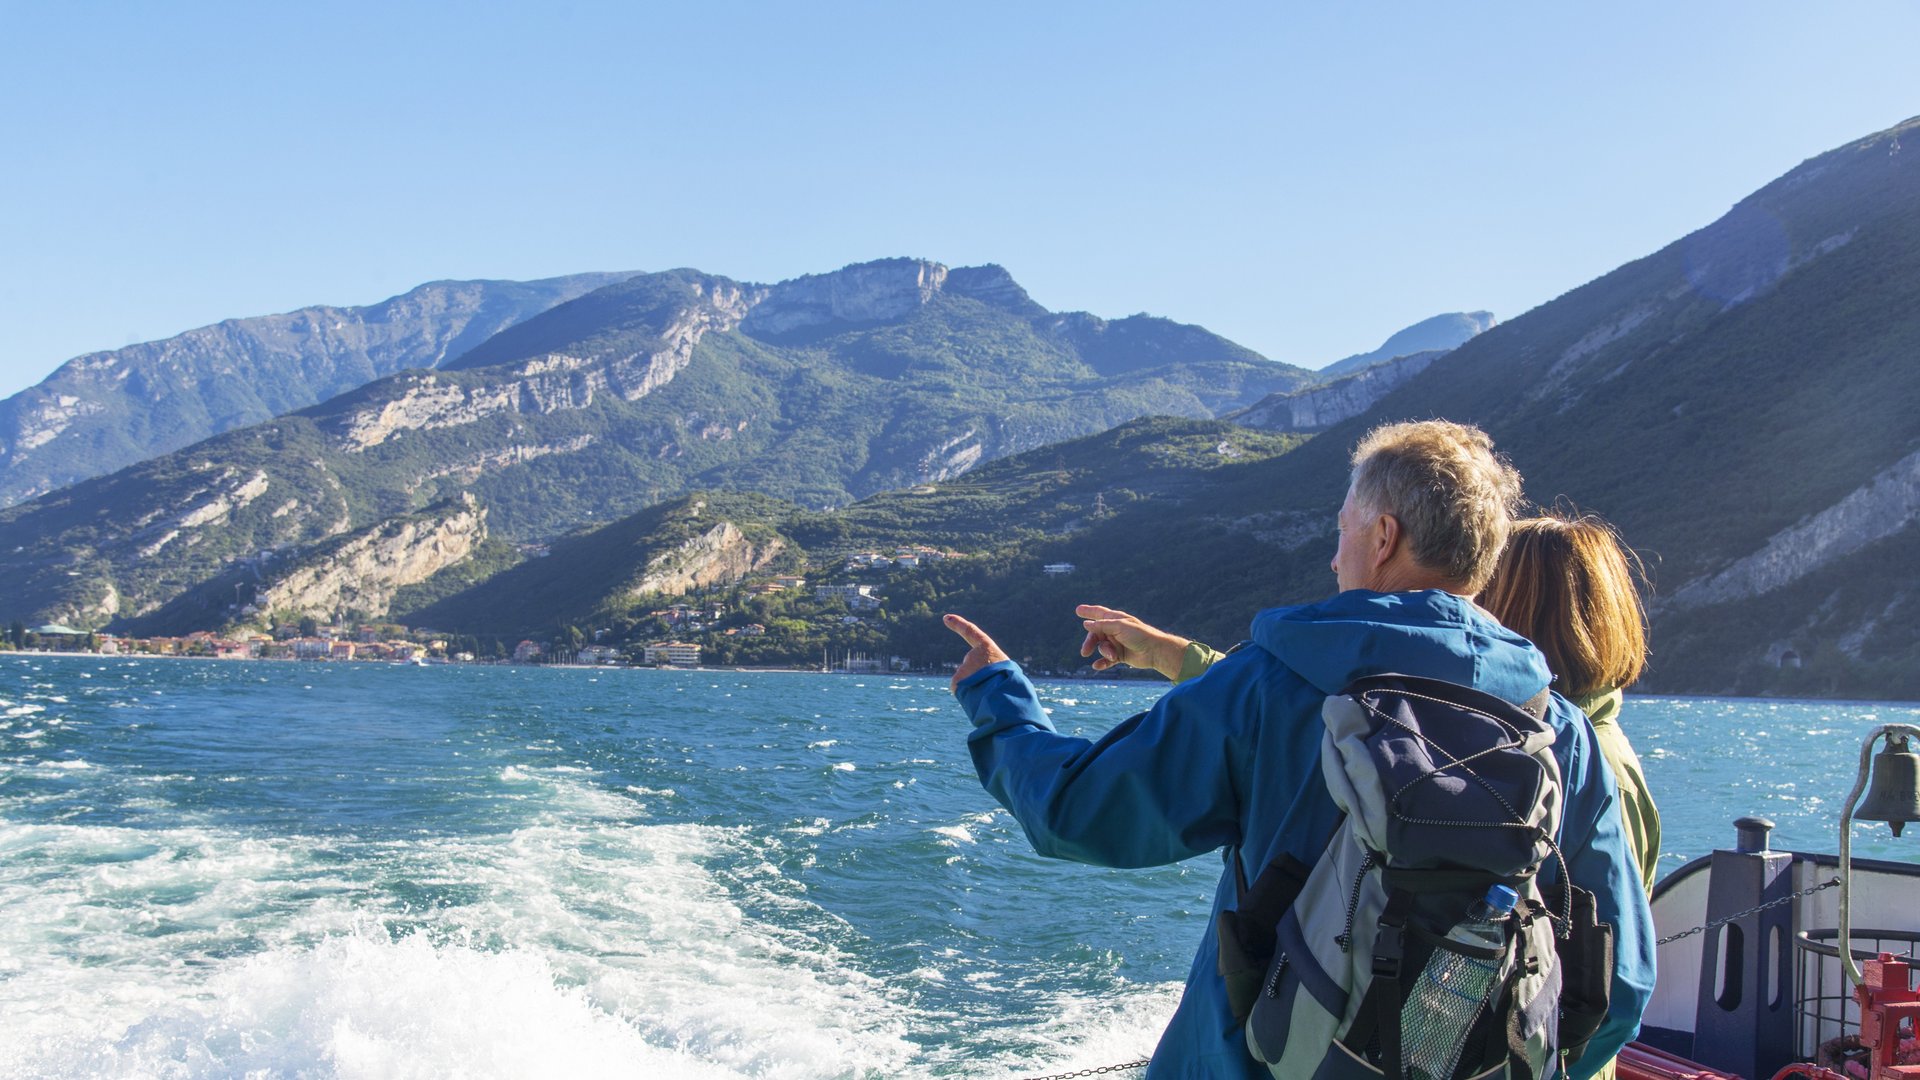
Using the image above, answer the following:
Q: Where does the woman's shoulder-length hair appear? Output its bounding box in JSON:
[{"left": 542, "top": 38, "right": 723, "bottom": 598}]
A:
[{"left": 1477, "top": 511, "right": 1649, "bottom": 699}]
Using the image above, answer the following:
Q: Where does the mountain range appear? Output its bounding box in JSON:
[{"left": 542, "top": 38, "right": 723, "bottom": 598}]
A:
[
  {"left": 0, "top": 273, "right": 635, "bottom": 507},
  {"left": 3, "top": 115, "right": 1914, "bottom": 698},
  {"left": 0, "top": 258, "right": 1341, "bottom": 631}
]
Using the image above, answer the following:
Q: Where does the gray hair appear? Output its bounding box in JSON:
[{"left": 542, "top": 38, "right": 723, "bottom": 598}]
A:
[{"left": 1349, "top": 420, "right": 1524, "bottom": 593}]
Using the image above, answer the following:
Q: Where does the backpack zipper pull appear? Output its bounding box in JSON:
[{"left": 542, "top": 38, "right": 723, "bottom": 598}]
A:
[{"left": 1335, "top": 850, "right": 1376, "bottom": 952}]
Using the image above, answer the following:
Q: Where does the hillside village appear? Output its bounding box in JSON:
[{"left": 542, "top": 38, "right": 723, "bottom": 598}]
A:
[{"left": 2, "top": 543, "right": 975, "bottom": 673}]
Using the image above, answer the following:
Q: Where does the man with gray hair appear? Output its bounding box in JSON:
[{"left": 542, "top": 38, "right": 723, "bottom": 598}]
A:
[{"left": 944, "top": 420, "right": 1653, "bottom": 1079}]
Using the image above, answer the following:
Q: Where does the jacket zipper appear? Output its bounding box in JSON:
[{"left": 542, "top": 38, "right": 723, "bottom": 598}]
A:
[
  {"left": 1335, "top": 851, "right": 1376, "bottom": 952},
  {"left": 1264, "top": 952, "right": 1290, "bottom": 998}
]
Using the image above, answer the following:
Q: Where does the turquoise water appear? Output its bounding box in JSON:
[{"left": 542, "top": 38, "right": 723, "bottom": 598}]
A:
[{"left": 0, "top": 654, "right": 1914, "bottom": 1078}]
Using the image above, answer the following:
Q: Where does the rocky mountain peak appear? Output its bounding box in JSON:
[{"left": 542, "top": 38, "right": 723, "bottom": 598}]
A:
[
  {"left": 944, "top": 264, "right": 1046, "bottom": 315},
  {"left": 744, "top": 258, "right": 951, "bottom": 336}
]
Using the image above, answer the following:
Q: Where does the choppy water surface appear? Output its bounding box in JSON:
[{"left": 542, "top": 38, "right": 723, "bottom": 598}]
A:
[{"left": 0, "top": 655, "right": 1913, "bottom": 1078}]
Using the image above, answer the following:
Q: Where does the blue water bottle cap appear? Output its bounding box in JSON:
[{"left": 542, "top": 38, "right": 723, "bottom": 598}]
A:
[{"left": 1485, "top": 884, "right": 1519, "bottom": 913}]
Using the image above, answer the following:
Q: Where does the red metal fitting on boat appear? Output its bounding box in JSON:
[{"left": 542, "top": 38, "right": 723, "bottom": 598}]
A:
[
  {"left": 1760, "top": 956, "right": 1920, "bottom": 1080},
  {"left": 1853, "top": 953, "right": 1920, "bottom": 1079}
]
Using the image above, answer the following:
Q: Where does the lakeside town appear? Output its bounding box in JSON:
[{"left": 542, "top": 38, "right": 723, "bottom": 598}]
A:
[{"left": 1, "top": 545, "right": 1054, "bottom": 675}]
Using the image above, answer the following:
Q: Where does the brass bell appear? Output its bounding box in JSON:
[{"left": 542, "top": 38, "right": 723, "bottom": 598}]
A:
[{"left": 1855, "top": 734, "right": 1920, "bottom": 837}]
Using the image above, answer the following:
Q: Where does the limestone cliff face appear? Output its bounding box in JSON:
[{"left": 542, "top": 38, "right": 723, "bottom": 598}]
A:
[
  {"left": 134, "top": 467, "right": 275, "bottom": 559},
  {"left": 0, "top": 273, "right": 633, "bottom": 506},
  {"left": 1231, "top": 350, "right": 1443, "bottom": 433},
  {"left": 334, "top": 280, "right": 756, "bottom": 451},
  {"left": 944, "top": 264, "right": 1046, "bottom": 315},
  {"left": 915, "top": 429, "right": 985, "bottom": 483},
  {"left": 628, "top": 518, "right": 784, "bottom": 598},
  {"left": 742, "top": 258, "right": 950, "bottom": 336},
  {"left": 1665, "top": 447, "right": 1920, "bottom": 610},
  {"left": 252, "top": 495, "right": 488, "bottom": 619}
]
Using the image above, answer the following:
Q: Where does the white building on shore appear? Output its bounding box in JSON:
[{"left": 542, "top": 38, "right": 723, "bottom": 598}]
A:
[{"left": 643, "top": 641, "right": 702, "bottom": 667}]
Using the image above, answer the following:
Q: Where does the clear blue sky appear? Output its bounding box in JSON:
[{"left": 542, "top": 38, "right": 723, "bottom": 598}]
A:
[{"left": 1, "top": 2, "right": 1914, "bottom": 397}]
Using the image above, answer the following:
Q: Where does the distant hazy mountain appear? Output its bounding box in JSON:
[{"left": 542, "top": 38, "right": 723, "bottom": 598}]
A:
[
  {"left": 0, "top": 272, "right": 636, "bottom": 507},
  {"left": 1231, "top": 349, "right": 1447, "bottom": 433},
  {"left": 1317, "top": 311, "right": 1496, "bottom": 377},
  {"left": 0, "top": 259, "right": 1311, "bottom": 630}
]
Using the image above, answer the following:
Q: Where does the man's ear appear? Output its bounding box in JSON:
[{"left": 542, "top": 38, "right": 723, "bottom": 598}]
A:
[{"left": 1372, "top": 513, "right": 1403, "bottom": 570}]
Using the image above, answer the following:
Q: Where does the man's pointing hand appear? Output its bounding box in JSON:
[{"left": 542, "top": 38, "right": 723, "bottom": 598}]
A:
[{"left": 943, "top": 613, "right": 1009, "bottom": 693}]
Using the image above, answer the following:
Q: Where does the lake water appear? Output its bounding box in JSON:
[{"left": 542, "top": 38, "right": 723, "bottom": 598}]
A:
[{"left": 2, "top": 654, "right": 1915, "bottom": 1078}]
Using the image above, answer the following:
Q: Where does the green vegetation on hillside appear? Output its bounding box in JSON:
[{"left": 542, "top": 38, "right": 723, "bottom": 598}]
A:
[
  {"left": 0, "top": 262, "right": 1310, "bottom": 632},
  {"left": 369, "top": 418, "right": 1310, "bottom": 672},
  {"left": 1222, "top": 117, "right": 1920, "bottom": 699}
]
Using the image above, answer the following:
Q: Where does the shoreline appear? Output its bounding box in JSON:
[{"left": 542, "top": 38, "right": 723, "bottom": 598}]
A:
[{"left": 5, "top": 650, "right": 1915, "bottom": 706}]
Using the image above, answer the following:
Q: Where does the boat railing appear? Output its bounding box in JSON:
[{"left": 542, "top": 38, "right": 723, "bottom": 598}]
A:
[{"left": 1793, "top": 927, "right": 1920, "bottom": 1064}]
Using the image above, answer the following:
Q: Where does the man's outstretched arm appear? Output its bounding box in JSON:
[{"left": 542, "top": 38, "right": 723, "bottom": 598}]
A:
[{"left": 946, "top": 613, "right": 1253, "bottom": 869}]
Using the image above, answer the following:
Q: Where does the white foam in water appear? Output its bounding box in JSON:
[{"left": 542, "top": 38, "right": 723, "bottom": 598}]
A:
[
  {"left": 929, "top": 824, "right": 976, "bottom": 845},
  {"left": 0, "top": 666, "right": 1196, "bottom": 1079},
  {"left": 0, "top": 774, "right": 922, "bottom": 1078},
  {"left": 970, "top": 982, "right": 1180, "bottom": 1076},
  {"left": 3, "top": 929, "right": 750, "bottom": 1080}
]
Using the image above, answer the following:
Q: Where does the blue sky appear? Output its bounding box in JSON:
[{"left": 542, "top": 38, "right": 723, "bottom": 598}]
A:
[{"left": 1, "top": 2, "right": 1914, "bottom": 397}]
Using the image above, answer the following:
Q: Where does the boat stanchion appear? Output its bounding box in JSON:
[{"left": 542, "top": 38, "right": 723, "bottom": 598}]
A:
[{"left": 1691, "top": 816, "right": 1796, "bottom": 1077}]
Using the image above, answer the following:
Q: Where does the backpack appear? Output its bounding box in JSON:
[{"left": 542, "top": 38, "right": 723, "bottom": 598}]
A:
[{"left": 1217, "top": 674, "right": 1613, "bottom": 1080}]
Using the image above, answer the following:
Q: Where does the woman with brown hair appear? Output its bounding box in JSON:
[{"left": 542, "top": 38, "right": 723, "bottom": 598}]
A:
[{"left": 1475, "top": 512, "right": 1660, "bottom": 893}]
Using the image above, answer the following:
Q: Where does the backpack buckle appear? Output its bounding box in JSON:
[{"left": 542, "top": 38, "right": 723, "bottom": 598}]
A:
[{"left": 1371, "top": 923, "right": 1405, "bottom": 978}]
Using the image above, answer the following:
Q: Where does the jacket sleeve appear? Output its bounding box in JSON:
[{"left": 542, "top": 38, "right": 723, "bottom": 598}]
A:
[
  {"left": 1172, "top": 641, "right": 1229, "bottom": 685},
  {"left": 956, "top": 658, "right": 1254, "bottom": 869},
  {"left": 1549, "top": 700, "right": 1656, "bottom": 1079}
]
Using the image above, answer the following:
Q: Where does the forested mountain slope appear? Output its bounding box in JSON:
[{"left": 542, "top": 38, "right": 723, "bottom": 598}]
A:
[{"left": 1015, "top": 117, "right": 1920, "bottom": 696}]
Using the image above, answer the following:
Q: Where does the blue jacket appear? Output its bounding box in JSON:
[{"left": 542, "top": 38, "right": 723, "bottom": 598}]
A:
[{"left": 957, "top": 589, "right": 1654, "bottom": 1079}]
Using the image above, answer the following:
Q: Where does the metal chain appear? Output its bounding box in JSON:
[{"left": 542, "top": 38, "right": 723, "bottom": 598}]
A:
[
  {"left": 1656, "top": 876, "right": 1841, "bottom": 946},
  {"left": 1017, "top": 1059, "right": 1152, "bottom": 1080}
]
